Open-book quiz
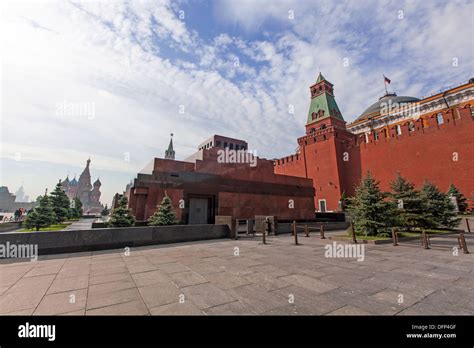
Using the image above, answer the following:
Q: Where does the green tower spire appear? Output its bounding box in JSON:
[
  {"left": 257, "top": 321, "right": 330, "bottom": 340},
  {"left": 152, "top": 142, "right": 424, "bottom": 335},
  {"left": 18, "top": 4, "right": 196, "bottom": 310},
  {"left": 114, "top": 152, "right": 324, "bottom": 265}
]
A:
[{"left": 306, "top": 73, "right": 344, "bottom": 125}]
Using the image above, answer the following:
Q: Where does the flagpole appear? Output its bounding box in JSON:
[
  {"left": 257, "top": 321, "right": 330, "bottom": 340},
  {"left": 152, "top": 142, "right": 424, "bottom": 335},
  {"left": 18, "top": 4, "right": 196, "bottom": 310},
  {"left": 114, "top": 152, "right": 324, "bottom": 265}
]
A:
[{"left": 383, "top": 75, "right": 388, "bottom": 95}]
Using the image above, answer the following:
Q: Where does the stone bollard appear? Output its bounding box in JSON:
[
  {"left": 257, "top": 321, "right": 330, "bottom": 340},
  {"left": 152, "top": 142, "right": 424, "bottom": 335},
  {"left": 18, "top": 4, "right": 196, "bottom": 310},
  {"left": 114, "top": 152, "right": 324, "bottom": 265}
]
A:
[
  {"left": 320, "top": 225, "right": 326, "bottom": 239},
  {"left": 292, "top": 220, "right": 296, "bottom": 236},
  {"left": 421, "top": 230, "right": 430, "bottom": 249},
  {"left": 262, "top": 220, "right": 269, "bottom": 244},
  {"left": 294, "top": 227, "right": 299, "bottom": 245},
  {"left": 350, "top": 222, "right": 357, "bottom": 244},
  {"left": 459, "top": 232, "right": 470, "bottom": 254},
  {"left": 304, "top": 224, "right": 310, "bottom": 237},
  {"left": 391, "top": 228, "right": 398, "bottom": 246}
]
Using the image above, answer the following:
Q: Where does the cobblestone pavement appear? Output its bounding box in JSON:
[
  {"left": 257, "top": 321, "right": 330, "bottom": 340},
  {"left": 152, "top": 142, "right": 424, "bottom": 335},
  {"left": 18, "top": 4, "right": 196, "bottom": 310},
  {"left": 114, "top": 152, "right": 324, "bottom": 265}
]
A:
[{"left": 1, "top": 232, "right": 473, "bottom": 315}]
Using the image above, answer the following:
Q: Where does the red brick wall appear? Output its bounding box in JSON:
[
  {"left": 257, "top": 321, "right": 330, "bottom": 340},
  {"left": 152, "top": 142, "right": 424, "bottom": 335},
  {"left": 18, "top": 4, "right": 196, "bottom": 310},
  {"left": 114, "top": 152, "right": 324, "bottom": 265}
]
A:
[
  {"left": 218, "top": 192, "right": 315, "bottom": 219},
  {"left": 347, "top": 107, "right": 474, "bottom": 208},
  {"left": 276, "top": 105, "right": 474, "bottom": 211}
]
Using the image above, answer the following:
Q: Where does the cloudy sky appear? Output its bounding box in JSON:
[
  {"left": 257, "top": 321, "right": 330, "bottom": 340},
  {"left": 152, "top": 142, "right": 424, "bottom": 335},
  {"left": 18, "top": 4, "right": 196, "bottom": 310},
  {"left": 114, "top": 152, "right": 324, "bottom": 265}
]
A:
[{"left": 1, "top": 0, "right": 472, "bottom": 206}]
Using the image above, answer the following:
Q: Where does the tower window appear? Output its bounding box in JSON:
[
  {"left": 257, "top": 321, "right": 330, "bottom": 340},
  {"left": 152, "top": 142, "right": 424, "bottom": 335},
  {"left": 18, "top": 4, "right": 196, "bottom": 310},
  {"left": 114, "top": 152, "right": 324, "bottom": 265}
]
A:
[
  {"left": 408, "top": 122, "right": 415, "bottom": 132},
  {"left": 436, "top": 113, "right": 444, "bottom": 125},
  {"left": 374, "top": 132, "right": 379, "bottom": 141},
  {"left": 216, "top": 140, "right": 221, "bottom": 147},
  {"left": 224, "top": 142, "right": 228, "bottom": 148}
]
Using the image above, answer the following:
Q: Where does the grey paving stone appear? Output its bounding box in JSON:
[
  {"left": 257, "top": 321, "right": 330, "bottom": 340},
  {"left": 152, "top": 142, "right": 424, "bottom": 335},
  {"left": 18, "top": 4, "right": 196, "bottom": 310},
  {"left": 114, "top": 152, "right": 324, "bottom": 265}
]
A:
[
  {"left": 170, "top": 271, "right": 208, "bottom": 288},
  {"left": 7, "top": 274, "right": 55, "bottom": 294},
  {"left": 87, "top": 288, "right": 142, "bottom": 310},
  {"left": 47, "top": 275, "right": 89, "bottom": 294},
  {"left": 204, "top": 300, "right": 257, "bottom": 315},
  {"left": 278, "top": 274, "right": 339, "bottom": 294},
  {"left": 182, "top": 283, "right": 236, "bottom": 310},
  {"left": 88, "top": 279, "right": 137, "bottom": 295},
  {"left": 132, "top": 270, "right": 171, "bottom": 287},
  {"left": 126, "top": 263, "right": 157, "bottom": 274},
  {"left": 0, "top": 265, "right": 34, "bottom": 286},
  {"left": 86, "top": 300, "right": 149, "bottom": 315},
  {"left": 226, "top": 284, "right": 288, "bottom": 314},
  {"left": 327, "top": 305, "right": 372, "bottom": 315},
  {"left": 138, "top": 283, "right": 181, "bottom": 308},
  {"left": 187, "top": 261, "right": 226, "bottom": 275},
  {"left": 150, "top": 301, "right": 203, "bottom": 315},
  {"left": 157, "top": 262, "right": 191, "bottom": 274},
  {"left": 34, "top": 289, "right": 87, "bottom": 315},
  {"left": 24, "top": 264, "right": 63, "bottom": 277},
  {"left": 89, "top": 272, "right": 133, "bottom": 285},
  {"left": 243, "top": 272, "right": 290, "bottom": 291},
  {"left": 0, "top": 290, "right": 45, "bottom": 314},
  {"left": 205, "top": 272, "right": 251, "bottom": 290}
]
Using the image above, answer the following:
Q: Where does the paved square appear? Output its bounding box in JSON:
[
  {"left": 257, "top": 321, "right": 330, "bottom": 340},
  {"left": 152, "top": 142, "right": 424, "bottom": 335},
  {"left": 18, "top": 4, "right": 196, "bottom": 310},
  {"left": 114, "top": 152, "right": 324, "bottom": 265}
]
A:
[{"left": 1, "top": 233, "right": 473, "bottom": 315}]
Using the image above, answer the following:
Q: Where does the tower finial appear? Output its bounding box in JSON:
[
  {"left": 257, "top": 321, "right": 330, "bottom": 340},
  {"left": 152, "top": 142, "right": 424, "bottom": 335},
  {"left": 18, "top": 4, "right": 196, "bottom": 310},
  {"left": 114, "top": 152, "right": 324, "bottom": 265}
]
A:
[{"left": 165, "top": 133, "right": 175, "bottom": 160}]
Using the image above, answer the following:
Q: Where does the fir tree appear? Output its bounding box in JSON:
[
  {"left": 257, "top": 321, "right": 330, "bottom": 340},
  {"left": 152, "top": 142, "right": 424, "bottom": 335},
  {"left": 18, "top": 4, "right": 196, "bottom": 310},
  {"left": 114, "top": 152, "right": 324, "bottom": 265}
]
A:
[
  {"left": 101, "top": 204, "right": 110, "bottom": 216},
  {"left": 339, "top": 191, "right": 349, "bottom": 211},
  {"left": 70, "top": 197, "right": 83, "bottom": 219},
  {"left": 108, "top": 196, "right": 135, "bottom": 227},
  {"left": 24, "top": 193, "right": 56, "bottom": 231},
  {"left": 50, "top": 181, "right": 71, "bottom": 223},
  {"left": 348, "top": 172, "right": 396, "bottom": 236},
  {"left": 420, "top": 181, "right": 461, "bottom": 229},
  {"left": 389, "top": 173, "right": 426, "bottom": 230},
  {"left": 447, "top": 184, "right": 468, "bottom": 213},
  {"left": 148, "top": 196, "right": 177, "bottom": 226}
]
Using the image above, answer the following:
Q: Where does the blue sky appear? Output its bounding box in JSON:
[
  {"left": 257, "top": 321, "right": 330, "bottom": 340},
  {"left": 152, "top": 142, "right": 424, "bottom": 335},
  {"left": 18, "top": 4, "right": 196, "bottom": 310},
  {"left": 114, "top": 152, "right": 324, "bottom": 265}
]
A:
[{"left": 1, "top": 0, "right": 473, "bottom": 206}]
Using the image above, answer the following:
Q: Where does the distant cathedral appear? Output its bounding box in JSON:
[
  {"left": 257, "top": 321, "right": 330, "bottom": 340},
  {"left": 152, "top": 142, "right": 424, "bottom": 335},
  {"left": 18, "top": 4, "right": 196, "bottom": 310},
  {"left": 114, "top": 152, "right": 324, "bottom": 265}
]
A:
[{"left": 61, "top": 159, "right": 102, "bottom": 213}]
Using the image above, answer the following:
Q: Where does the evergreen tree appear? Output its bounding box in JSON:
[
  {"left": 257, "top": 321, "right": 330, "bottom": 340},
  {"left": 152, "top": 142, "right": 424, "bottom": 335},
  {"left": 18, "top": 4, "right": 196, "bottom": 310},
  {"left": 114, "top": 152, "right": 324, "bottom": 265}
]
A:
[
  {"left": 50, "top": 181, "right": 71, "bottom": 223},
  {"left": 24, "top": 193, "right": 56, "bottom": 231},
  {"left": 70, "top": 197, "right": 83, "bottom": 219},
  {"left": 347, "top": 172, "right": 396, "bottom": 236},
  {"left": 447, "top": 184, "right": 468, "bottom": 213},
  {"left": 101, "top": 204, "right": 110, "bottom": 216},
  {"left": 339, "top": 191, "right": 349, "bottom": 211},
  {"left": 148, "top": 196, "right": 177, "bottom": 226},
  {"left": 389, "top": 173, "right": 426, "bottom": 230},
  {"left": 108, "top": 196, "right": 135, "bottom": 227},
  {"left": 420, "top": 181, "right": 461, "bottom": 229}
]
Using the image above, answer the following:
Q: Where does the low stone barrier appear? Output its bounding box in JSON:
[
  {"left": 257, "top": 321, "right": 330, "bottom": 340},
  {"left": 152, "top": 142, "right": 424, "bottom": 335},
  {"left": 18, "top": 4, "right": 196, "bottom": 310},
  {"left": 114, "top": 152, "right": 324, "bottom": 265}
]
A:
[
  {"left": 0, "top": 222, "right": 21, "bottom": 233},
  {"left": 0, "top": 224, "right": 230, "bottom": 256}
]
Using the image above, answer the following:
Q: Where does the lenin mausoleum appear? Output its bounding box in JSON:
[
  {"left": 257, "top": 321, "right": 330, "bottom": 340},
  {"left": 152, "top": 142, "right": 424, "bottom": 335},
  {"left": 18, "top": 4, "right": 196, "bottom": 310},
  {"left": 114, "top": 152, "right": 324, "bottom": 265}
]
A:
[{"left": 124, "top": 73, "right": 474, "bottom": 223}]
